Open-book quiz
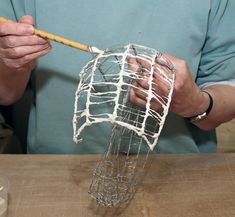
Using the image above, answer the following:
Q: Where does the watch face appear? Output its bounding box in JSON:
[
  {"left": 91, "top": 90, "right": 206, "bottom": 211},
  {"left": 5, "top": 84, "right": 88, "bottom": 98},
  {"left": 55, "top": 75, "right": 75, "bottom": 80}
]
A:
[{"left": 191, "top": 112, "right": 207, "bottom": 123}]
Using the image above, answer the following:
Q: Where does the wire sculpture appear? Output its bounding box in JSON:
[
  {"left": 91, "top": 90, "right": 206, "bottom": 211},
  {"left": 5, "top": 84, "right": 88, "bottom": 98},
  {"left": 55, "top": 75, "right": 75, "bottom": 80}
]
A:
[{"left": 73, "top": 44, "right": 175, "bottom": 207}]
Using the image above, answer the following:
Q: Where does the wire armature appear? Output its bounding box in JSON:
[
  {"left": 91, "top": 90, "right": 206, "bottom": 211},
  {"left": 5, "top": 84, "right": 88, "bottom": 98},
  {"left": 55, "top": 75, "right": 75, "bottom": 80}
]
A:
[{"left": 73, "top": 44, "right": 175, "bottom": 207}]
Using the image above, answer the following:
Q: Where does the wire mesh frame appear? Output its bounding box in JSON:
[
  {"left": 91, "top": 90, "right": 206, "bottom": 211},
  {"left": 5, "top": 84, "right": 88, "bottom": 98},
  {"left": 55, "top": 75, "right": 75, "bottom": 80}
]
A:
[
  {"left": 73, "top": 44, "right": 175, "bottom": 150},
  {"left": 72, "top": 44, "right": 175, "bottom": 207}
]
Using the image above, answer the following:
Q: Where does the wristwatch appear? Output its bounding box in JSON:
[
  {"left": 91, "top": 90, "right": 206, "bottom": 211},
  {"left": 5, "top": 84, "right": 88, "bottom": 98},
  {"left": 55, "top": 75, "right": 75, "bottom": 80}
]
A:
[{"left": 186, "top": 91, "right": 214, "bottom": 123}]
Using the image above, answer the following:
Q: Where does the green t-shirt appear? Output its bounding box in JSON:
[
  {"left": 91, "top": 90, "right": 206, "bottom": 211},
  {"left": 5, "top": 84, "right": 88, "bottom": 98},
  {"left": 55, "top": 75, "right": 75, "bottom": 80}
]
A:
[{"left": 1, "top": 0, "right": 235, "bottom": 153}]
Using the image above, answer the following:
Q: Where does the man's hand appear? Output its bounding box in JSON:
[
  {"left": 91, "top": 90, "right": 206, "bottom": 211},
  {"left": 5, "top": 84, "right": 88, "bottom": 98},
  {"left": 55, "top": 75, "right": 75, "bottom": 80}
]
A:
[
  {"left": 129, "top": 54, "right": 209, "bottom": 119},
  {"left": 0, "top": 15, "right": 51, "bottom": 105},
  {"left": 0, "top": 15, "right": 51, "bottom": 71}
]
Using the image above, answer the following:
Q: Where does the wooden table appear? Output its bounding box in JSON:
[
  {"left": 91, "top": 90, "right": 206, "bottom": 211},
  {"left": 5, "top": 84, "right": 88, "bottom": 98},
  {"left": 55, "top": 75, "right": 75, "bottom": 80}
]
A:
[{"left": 0, "top": 154, "right": 235, "bottom": 217}]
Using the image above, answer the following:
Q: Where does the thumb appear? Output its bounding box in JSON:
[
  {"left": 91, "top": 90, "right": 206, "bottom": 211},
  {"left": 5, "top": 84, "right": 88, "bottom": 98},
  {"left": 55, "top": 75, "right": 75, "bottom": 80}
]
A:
[{"left": 19, "top": 15, "right": 34, "bottom": 26}]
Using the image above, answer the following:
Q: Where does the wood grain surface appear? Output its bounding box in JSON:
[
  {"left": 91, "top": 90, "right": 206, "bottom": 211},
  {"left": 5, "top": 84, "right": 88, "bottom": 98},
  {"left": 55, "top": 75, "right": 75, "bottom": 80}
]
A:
[
  {"left": 0, "top": 154, "right": 235, "bottom": 217},
  {"left": 217, "top": 119, "right": 235, "bottom": 153}
]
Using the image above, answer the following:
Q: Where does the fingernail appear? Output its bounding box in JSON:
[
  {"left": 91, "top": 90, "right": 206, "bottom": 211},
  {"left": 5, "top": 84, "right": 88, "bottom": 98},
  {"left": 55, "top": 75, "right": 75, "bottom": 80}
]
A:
[{"left": 37, "top": 36, "right": 47, "bottom": 44}]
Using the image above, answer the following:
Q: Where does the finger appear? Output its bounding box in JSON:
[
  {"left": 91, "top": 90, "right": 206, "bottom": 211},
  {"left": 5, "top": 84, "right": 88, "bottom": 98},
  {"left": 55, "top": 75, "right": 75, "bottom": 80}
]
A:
[
  {"left": 127, "top": 57, "right": 139, "bottom": 72},
  {"left": 2, "top": 45, "right": 51, "bottom": 69},
  {"left": 153, "top": 63, "right": 175, "bottom": 94},
  {"left": 135, "top": 56, "right": 152, "bottom": 72},
  {"left": 130, "top": 85, "right": 165, "bottom": 112},
  {"left": 154, "top": 77, "right": 170, "bottom": 96},
  {"left": 151, "top": 76, "right": 171, "bottom": 105},
  {"left": 133, "top": 81, "right": 163, "bottom": 104},
  {"left": 134, "top": 75, "right": 160, "bottom": 97},
  {"left": 132, "top": 84, "right": 148, "bottom": 100},
  {"left": 136, "top": 78, "right": 149, "bottom": 91},
  {"left": 19, "top": 15, "right": 34, "bottom": 26},
  {"left": 150, "top": 99, "right": 164, "bottom": 112},
  {"left": 0, "top": 21, "right": 34, "bottom": 36},
  {"left": 1, "top": 43, "right": 51, "bottom": 59},
  {"left": 154, "top": 63, "right": 168, "bottom": 78},
  {"left": 135, "top": 74, "right": 170, "bottom": 106},
  {"left": 0, "top": 35, "right": 48, "bottom": 48},
  {"left": 129, "top": 88, "right": 146, "bottom": 109},
  {"left": 156, "top": 54, "right": 175, "bottom": 71},
  {"left": 154, "top": 64, "right": 173, "bottom": 85},
  {"left": 128, "top": 56, "right": 152, "bottom": 74},
  {"left": 22, "top": 46, "right": 52, "bottom": 65},
  {"left": 128, "top": 57, "right": 152, "bottom": 91}
]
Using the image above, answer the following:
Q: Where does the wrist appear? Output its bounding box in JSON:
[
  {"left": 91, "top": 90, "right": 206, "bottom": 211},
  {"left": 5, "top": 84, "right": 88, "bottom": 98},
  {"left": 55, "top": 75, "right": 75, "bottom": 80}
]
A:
[{"left": 185, "top": 90, "right": 213, "bottom": 123}]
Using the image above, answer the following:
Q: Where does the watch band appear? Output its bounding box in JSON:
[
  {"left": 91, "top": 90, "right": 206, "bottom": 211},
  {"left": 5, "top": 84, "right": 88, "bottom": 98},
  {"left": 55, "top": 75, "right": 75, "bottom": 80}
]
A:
[{"left": 186, "top": 91, "right": 214, "bottom": 123}]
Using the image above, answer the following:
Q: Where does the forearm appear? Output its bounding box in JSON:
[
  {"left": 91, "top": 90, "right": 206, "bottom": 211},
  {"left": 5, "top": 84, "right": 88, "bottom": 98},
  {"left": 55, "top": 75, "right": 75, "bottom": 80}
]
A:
[
  {"left": 194, "top": 84, "right": 235, "bottom": 130},
  {"left": 0, "top": 61, "right": 32, "bottom": 105}
]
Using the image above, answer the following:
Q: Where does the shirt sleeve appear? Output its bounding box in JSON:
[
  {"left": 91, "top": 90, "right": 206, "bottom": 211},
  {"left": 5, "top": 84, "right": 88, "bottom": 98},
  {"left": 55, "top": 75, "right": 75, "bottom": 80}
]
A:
[{"left": 196, "top": 0, "right": 235, "bottom": 88}]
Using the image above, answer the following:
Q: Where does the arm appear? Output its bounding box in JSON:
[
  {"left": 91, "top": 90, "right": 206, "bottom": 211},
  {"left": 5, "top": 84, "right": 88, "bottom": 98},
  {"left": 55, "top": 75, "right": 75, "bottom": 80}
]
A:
[
  {"left": 162, "top": 55, "right": 235, "bottom": 131},
  {"left": 0, "top": 15, "right": 51, "bottom": 105}
]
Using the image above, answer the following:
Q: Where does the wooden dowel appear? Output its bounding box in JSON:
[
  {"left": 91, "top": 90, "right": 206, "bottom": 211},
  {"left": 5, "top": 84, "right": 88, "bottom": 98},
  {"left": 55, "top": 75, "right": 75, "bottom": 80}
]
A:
[{"left": 0, "top": 17, "right": 102, "bottom": 54}]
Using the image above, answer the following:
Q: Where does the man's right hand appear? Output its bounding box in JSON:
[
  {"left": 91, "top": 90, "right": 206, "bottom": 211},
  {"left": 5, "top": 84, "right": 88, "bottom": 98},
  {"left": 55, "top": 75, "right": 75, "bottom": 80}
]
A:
[
  {"left": 0, "top": 15, "right": 51, "bottom": 105},
  {"left": 0, "top": 15, "right": 51, "bottom": 70}
]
